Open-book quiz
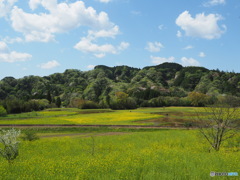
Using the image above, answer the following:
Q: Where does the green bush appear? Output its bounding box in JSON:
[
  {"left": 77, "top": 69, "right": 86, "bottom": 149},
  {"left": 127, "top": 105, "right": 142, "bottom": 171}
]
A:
[
  {"left": 183, "top": 122, "right": 194, "bottom": 129},
  {"left": 21, "top": 131, "right": 39, "bottom": 141},
  {"left": 80, "top": 101, "right": 99, "bottom": 109},
  {"left": 3, "top": 99, "right": 49, "bottom": 114},
  {"left": 110, "top": 98, "right": 137, "bottom": 110},
  {"left": 0, "top": 105, "right": 7, "bottom": 116},
  {"left": 0, "top": 128, "right": 21, "bottom": 164}
]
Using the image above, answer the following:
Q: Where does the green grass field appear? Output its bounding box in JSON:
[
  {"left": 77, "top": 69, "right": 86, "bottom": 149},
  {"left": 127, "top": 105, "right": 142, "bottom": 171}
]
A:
[
  {"left": 0, "top": 129, "right": 239, "bottom": 180},
  {"left": 0, "top": 107, "right": 239, "bottom": 179},
  {"left": 0, "top": 107, "right": 202, "bottom": 126}
]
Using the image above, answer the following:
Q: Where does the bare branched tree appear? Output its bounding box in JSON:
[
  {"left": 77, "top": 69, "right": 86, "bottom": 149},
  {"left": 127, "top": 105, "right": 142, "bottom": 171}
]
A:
[{"left": 196, "top": 104, "right": 240, "bottom": 151}]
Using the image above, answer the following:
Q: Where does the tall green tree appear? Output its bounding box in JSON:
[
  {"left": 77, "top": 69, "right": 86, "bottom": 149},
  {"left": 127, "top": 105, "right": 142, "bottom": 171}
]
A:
[
  {"left": 188, "top": 92, "right": 209, "bottom": 106},
  {"left": 55, "top": 97, "right": 62, "bottom": 108},
  {"left": 46, "top": 91, "right": 52, "bottom": 104}
]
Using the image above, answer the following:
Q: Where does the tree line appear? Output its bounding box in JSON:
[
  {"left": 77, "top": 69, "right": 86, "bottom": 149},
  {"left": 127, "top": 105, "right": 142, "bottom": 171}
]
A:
[{"left": 0, "top": 62, "right": 240, "bottom": 114}]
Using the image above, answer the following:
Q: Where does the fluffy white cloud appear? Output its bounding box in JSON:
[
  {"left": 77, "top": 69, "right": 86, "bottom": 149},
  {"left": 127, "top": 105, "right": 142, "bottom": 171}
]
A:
[
  {"left": 181, "top": 57, "right": 200, "bottom": 66},
  {"left": 0, "top": 0, "right": 18, "bottom": 18},
  {"left": 151, "top": 56, "right": 175, "bottom": 64},
  {"left": 0, "top": 41, "right": 32, "bottom": 63},
  {"left": 199, "top": 52, "right": 206, "bottom": 57},
  {"left": 28, "top": 0, "right": 41, "bottom": 10},
  {"left": 98, "top": 0, "right": 111, "bottom": 3},
  {"left": 176, "top": 11, "right": 226, "bottom": 39},
  {"left": 74, "top": 34, "right": 129, "bottom": 58},
  {"left": 183, "top": 45, "right": 194, "bottom": 50},
  {"left": 88, "top": 25, "right": 120, "bottom": 39},
  {"left": 3, "top": 36, "right": 23, "bottom": 44},
  {"left": 158, "top": 24, "right": 164, "bottom": 30},
  {"left": 74, "top": 24, "right": 128, "bottom": 58},
  {"left": 39, "top": 60, "right": 60, "bottom": 69},
  {"left": 145, "top": 42, "right": 164, "bottom": 52},
  {"left": 118, "top": 42, "right": 130, "bottom": 51},
  {"left": 0, "top": 42, "right": 8, "bottom": 52},
  {"left": 11, "top": 0, "right": 115, "bottom": 42},
  {"left": 0, "top": 51, "right": 32, "bottom": 63},
  {"left": 176, "top": 30, "right": 182, "bottom": 38},
  {"left": 204, "top": 0, "right": 225, "bottom": 7},
  {"left": 94, "top": 53, "right": 105, "bottom": 58},
  {"left": 29, "top": 0, "right": 57, "bottom": 10},
  {"left": 75, "top": 38, "right": 116, "bottom": 55},
  {"left": 87, "top": 65, "right": 95, "bottom": 69},
  {"left": 131, "top": 11, "right": 141, "bottom": 16}
]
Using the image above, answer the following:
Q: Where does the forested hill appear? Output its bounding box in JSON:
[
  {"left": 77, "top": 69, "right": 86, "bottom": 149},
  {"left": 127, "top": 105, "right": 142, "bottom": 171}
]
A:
[{"left": 1, "top": 62, "right": 240, "bottom": 112}]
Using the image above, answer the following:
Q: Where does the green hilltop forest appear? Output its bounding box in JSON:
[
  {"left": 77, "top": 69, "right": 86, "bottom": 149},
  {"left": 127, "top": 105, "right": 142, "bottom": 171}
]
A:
[{"left": 1, "top": 62, "right": 240, "bottom": 114}]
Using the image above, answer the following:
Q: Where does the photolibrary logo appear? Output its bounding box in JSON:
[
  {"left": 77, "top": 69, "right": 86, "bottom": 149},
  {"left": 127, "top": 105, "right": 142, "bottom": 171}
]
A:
[
  {"left": 210, "top": 171, "right": 238, "bottom": 177},
  {"left": 210, "top": 172, "right": 215, "bottom": 177}
]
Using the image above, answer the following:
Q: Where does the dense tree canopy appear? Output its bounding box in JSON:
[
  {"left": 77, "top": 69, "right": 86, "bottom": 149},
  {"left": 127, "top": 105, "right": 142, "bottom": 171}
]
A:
[{"left": 0, "top": 62, "right": 239, "bottom": 113}]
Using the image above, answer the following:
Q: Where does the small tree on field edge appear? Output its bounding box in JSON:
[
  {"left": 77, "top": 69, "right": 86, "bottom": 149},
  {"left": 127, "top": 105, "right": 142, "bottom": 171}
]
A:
[{"left": 196, "top": 104, "right": 239, "bottom": 151}]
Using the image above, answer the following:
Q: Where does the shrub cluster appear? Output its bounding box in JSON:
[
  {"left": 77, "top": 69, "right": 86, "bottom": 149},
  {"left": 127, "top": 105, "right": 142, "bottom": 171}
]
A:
[
  {"left": 0, "top": 105, "right": 7, "bottom": 116},
  {"left": 0, "top": 128, "right": 21, "bottom": 164},
  {"left": 1, "top": 99, "right": 49, "bottom": 114}
]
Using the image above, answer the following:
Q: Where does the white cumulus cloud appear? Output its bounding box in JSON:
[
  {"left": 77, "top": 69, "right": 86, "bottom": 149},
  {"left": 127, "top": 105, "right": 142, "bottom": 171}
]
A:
[
  {"left": 151, "top": 56, "right": 175, "bottom": 64},
  {"left": 0, "top": 51, "right": 32, "bottom": 63},
  {"left": 94, "top": 53, "right": 105, "bottom": 58},
  {"left": 74, "top": 35, "right": 129, "bottom": 58},
  {"left": 0, "top": 41, "right": 8, "bottom": 52},
  {"left": 158, "top": 24, "right": 165, "bottom": 30},
  {"left": 145, "top": 42, "right": 164, "bottom": 52},
  {"left": 181, "top": 57, "right": 200, "bottom": 66},
  {"left": 0, "top": 41, "right": 32, "bottom": 63},
  {"left": 0, "top": 0, "right": 18, "bottom": 18},
  {"left": 98, "top": 0, "right": 111, "bottom": 3},
  {"left": 74, "top": 24, "right": 128, "bottom": 58},
  {"left": 10, "top": 0, "right": 115, "bottom": 42},
  {"left": 88, "top": 25, "right": 120, "bottom": 39},
  {"left": 3, "top": 36, "right": 23, "bottom": 44},
  {"left": 39, "top": 60, "right": 60, "bottom": 69},
  {"left": 131, "top": 11, "right": 141, "bottom": 16},
  {"left": 199, "top": 52, "right": 206, "bottom": 57},
  {"left": 118, "top": 42, "right": 129, "bottom": 51},
  {"left": 176, "top": 30, "right": 182, "bottom": 38},
  {"left": 176, "top": 11, "right": 226, "bottom": 39},
  {"left": 183, "top": 45, "right": 194, "bottom": 50},
  {"left": 29, "top": 0, "right": 57, "bottom": 11},
  {"left": 74, "top": 37, "right": 116, "bottom": 55},
  {"left": 204, "top": 0, "right": 225, "bottom": 7},
  {"left": 87, "top": 65, "right": 95, "bottom": 69}
]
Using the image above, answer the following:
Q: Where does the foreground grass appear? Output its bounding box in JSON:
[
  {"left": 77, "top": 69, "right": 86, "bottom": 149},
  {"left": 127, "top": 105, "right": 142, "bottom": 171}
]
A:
[{"left": 0, "top": 130, "right": 239, "bottom": 179}]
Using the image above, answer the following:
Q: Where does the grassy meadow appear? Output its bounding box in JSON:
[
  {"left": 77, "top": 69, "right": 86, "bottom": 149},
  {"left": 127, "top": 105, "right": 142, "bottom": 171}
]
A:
[
  {"left": 0, "top": 129, "right": 239, "bottom": 180},
  {"left": 0, "top": 107, "right": 201, "bottom": 126},
  {"left": 0, "top": 107, "right": 239, "bottom": 179}
]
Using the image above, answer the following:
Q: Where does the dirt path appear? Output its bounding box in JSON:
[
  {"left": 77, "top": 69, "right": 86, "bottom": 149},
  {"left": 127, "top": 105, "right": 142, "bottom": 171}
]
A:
[{"left": 0, "top": 124, "right": 196, "bottom": 129}]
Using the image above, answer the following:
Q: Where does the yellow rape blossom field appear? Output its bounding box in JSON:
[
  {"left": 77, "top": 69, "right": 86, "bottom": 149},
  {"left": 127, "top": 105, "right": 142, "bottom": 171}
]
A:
[
  {"left": 0, "top": 108, "right": 164, "bottom": 125},
  {"left": 0, "top": 107, "right": 202, "bottom": 125},
  {"left": 0, "top": 130, "right": 239, "bottom": 179},
  {"left": 0, "top": 107, "right": 239, "bottom": 179},
  {"left": 63, "top": 110, "right": 162, "bottom": 125}
]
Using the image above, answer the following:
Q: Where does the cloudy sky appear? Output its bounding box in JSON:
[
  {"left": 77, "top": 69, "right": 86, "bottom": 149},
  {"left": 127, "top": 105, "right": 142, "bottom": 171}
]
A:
[{"left": 0, "top": 0, "right": 240, "bottom": 79}]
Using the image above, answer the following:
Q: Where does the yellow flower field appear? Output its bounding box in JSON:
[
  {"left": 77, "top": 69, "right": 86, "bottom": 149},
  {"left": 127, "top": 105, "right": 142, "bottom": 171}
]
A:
[
  {"left": 63, "top": 110, "right": 162, "bottom": 125},
  {"left": 0, "top": 107, "right": 206, "bottom": 125},
  {"left": 0, "top": 130, "right": 239, "bottom": 179}
]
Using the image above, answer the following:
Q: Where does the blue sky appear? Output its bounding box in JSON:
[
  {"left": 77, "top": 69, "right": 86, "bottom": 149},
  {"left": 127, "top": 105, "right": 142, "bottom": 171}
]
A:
[{"left": 0, "top": 0, "right": 240, "bottom": 79}]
